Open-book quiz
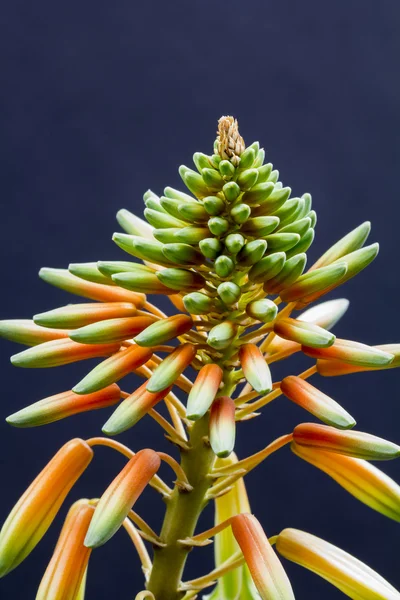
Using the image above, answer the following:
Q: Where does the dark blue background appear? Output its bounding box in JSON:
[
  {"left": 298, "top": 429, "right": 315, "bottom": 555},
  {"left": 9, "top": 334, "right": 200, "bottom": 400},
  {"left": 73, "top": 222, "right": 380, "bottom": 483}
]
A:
[{"left": 1, "top": 1, "right": 399, "bottom": 598}]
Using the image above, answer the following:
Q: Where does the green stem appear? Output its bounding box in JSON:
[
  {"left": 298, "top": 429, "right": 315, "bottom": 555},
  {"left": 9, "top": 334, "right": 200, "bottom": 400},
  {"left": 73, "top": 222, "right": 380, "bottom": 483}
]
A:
[{"left": 147, "top": 415, "right": 216, "bottom": 600}]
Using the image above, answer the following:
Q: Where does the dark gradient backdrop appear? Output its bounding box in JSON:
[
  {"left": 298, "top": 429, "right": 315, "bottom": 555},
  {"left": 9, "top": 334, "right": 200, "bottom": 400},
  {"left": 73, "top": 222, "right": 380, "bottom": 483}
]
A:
[{"left": 1, "top": 1, "right": 399, "bottom": 599}]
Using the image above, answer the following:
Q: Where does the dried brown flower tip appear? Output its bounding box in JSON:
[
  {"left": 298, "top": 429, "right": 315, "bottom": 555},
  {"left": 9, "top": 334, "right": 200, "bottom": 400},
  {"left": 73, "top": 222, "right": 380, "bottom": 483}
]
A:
[{"left": 216, "top": 116, "right": 245, "bottom": 165}]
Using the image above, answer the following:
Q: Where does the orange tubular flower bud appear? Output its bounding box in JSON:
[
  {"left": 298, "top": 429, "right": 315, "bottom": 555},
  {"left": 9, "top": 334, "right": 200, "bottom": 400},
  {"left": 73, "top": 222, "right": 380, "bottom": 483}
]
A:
[
  {"left": 102, "top": 381, "right": 173, "bottom": 435},
  {"left": 276, "top": 528, "right": 400, "bottom": 600},
  {"left": 231, "top": 514, "right": 295, "bottom": 600},
  {"left": 186, "top": 363, "right": 223, "bottom": 420},
  {"left": 317, "top": 343, "right": 400, "bottom": 377},
  {"left": 292, "top": 444, "right": 400, "bottom": 522},
  {"left": 7, "top": 385, "right": 121, "bottom": 428},
  {"left": 73, "top": 344, "right": 153, "bottom": 395},
  {"left": 239, "top": 343, "right": 272, "bottom": 394},
  {"left": 134, "top": 314, "right": 193, "bottom": 347},
  {"left": 34, "top": 301, "right": 138, "bottom": 329},
  {"left": 84, "top": 449, "right": 161, "bottom": 548},
  {"left": 280, "top": 376, "right": 355, "bottom": 429},
  {"left": 274, "top": 317, "right": 335, "bottom": 348},
  {"left": 302, "top": 338, "right": 394, "bottom": 368},
  {"left": 209, "top": 396, "right": 236, "bottom": 458},
  {"left": 39, "top": 268, "right": 145, "bottom": 308},
  {"left": 69, "top": 316, "right": 156, "bottom": 344},
  {"left": 146, "top": 343, "right": 196, "bottom": 393},
  {"left": 0, "top": 320, "right": 69, "bottom": 346},
  {"left": 293, "top": 423, "right": 400, "bottom": 461},
  {"left": 10, "top": 338, "right": 121, "bottom": 369},
  {"left": 0, "top": 439, "right": 93, "bottom": 577},
  {"left": 36, "top": 499, "right": 95, "bottom": 600}
]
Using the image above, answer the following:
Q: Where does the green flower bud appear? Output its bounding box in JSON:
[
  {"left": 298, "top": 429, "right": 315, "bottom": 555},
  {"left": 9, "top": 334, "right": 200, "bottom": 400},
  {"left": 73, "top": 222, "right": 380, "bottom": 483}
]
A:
[
  {"left": 208, "top": 321, "right": 237, "bottom": 350},
  {"left": 157, "top": 268, "right": 205, "bottom": 291},
  {"left": 219, "top": 160, "right": 235, "bottom": 180},
  {"left": 179, "top": 166, "right": 210, "bottom": 198},
  {"left": 112, "top": 271, "right": 175, "bottom": 295},
  {"left": 230, "top": 203, "right": 251, "bottom": 224},
  {"left": 248, "top": 252, "right": 286, "bottom": 283},
  {"left": 222, "top": 182, "right": 241, "bottom": 202},
  {"left": 210, "top": 154, "right": 222, "bottom": 168},
  {"left": 163, "top": 186, "right": 196, "bottom": 203},
  {"left": 241, "top": 216, "right": 280, "bottom": 238},
  {"left": 237, "top": 169, "right": 259, "bottom": 190},
  {"left": 215, "top": 255, "right": 235, "bottom": 278},
  {"left": 203, "top": 196, "right": 226, "bottom": 216},
  {"left": 178, "top": 203, "right": 208, "bottom": 222},
  {"left": 144, "top": 208, "right": 186, "bottom": 229},
  {"left": 193, "top": 152, "right": 212, "bottom": 172},
  {"left": 174, "top": 227, "right": 210, "bottom": 244},
  {"left": 279, "top": 217, "right": 312, "bottom": 237},
  {"left": 256, "top": 163, "right": 273, "bottom": 183},
  {"left": 237, "top": 240, "right": 267, "bottom": 266},
  {"left": 217, "top": 282, "right": 241, "bottom": 305},
  {"left": 296, "top": 192, "right": 312, "bottom": 219},
  {"left": 268, "top": 169, "right": 279, "bottom": 183},
  {"left": 69, "top": 263, "right": 114, "bottom": 286},
  {"left": 112, "top": 233, "right": 173, "bottom": 267},
  {"left": 285, "top": 229, "right": 315, "bottom": 259},
  {"left": 225, "top": 233, "right": 245, "bottom": 254},
  {"left": 253, "top": 148, "right": 265, "bottom": 168},
  {"left": 242, "top": 182, "right": 275, "bottom": 206},
  {"left": 199, "top": 238, "right": 223, "bottom": 259},
  {"left": 264, "top": 253, "right": 307, "bottom": 294},
  {"left": 208, "top": 217, "right": 230, "bottom": 236},
  {"left": 308, "top": 210, "right": 317, "bottom": 228},
  {"left": 162, "top": 243, "right": 204, "bottom": 265},
  {"left": 183, "top": 292, "right": 215, "bottom": 315},
  {"left": 263, "top": 232, "right": 300, "bottom": 252},
  {"left": 238, "top": 147, "right": 256, "bottom": 170},
  {"left": 202, "top": 168, "right": 224, "bottom": 190},
  {"left": 97, "top": 261, "right": 153, "bottom": 277},
  {"left": 246, "top": 298, "right": 278, "bottom": 322},
  {"left": 273, "top": 198, "right": 303, "bottom": 226},
  {"left": 160, "top": 196, "right": 185, "bottom": 219}
]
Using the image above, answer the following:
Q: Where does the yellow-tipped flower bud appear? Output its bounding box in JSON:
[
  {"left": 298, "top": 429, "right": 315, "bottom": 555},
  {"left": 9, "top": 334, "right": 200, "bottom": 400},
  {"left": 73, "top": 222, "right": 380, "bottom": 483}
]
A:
[
  {"left": 239, "top": 343, "right": 272, "bottom": 394},
  {"left": 210, "top": 396, "right": 236, "bottom": 458}
]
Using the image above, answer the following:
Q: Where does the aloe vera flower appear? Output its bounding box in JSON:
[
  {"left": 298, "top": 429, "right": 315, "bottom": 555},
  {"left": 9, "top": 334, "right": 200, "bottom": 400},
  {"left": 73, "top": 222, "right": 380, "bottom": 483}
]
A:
[{"left": 0, "top": 115, "right": 399, "bottom": 598}]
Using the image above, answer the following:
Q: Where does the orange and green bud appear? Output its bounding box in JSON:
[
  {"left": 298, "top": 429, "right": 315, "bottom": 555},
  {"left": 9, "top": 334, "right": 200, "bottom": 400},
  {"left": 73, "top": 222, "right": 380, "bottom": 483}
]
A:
[
  {"left": 279, "top": 262, "right": 347, "bottom": 303},
  {"left": 0, "top": 320, "right": 69, "bottom": 346},
  {"left": 102, "top": 381, "right": 172, "bottom": 435},
  {"left": 239, "top": 343, "right": 272, "bottom": 394},
  {"left": 147, "top": 343, "right": 196, "bottom": 393},
  {"left": 39, "top": 268, "right": 145, "bottom": 307},
  {"left": 292, "top": 423, "right": 400, "bottom": 460},
  {"left": 248, "top": 252, "right": 286, "bottom": 283},
  {"left": 302, "top": 338, "right": 394, "bottom": 367},
  {"left": 246, "top": 299, "right": 278, "bottom": 323},
  {"left": 112, "top": 271, "right": 176, "bottom": 295},
  {"left": 7, "top": 385, "right": 121, "bottom": 428},
  {"left": 231, "top": 514, "right": 295, "bottom": 600},
  {"left": 69, "top": 316, "right": 156, "bottom": 344},
  {"left": 210, "top": 396, "right": 236, "bottom": 458},
  {"left": 134, "top": 314, "right": 193, "bottom": 347},
  {"left": 280, "top": 376, "right": 355, "bottom": 429},
  {"left": 73, "top": 344, "right": 153, "bottom": 394},
  {"left": 186, "top": 363, "right": 223, "bottom": 420},
  {"left": 276, "top": 528, "right": 400, "bottom": 600},
  {"left": 208, "top": 321, "right": 237, "bottom": 350},
  {"left": 292, "top": 444, "right": 400, "bottom": 521},
  {"left": 0, "top": 439, "right": 93, "bottom": 576},
  {"left": 274, "top": 317, "right": 335, "bottom": 348},
  {"left": 34, "top": 302, "right": 137, "bottom": 329},
  {"left": 157, "top": 268, "right": 205, "bottom": 291},
  {"left": 311, "top": 221, "right": 371, "bottom": 270},
  {"left": 36, "top": 499, "right": 95, "bottom": 600},
  {"left": 84, "top": 449, "right": 161, "bottom": 548},
  {"left": 11, "top": 339, "right": 120, "bottom": 369},
  {"left": 317, "top": 343, "right": 400, "bottom": 376}
]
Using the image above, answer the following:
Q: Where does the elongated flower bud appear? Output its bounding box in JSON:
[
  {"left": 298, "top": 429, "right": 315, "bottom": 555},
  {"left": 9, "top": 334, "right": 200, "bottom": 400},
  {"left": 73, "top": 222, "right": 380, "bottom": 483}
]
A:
[
  {"left": 11, "top": 339, "right": 121, "bottom": 369},
  {"left": 102, "top": 381, "right": 173, "bottom": 435},
  {"left": 280, "top": 262, "right": 347, "bottom": 303},
  {"left": 246, "top": 299, "right": 278, "bottom": 323},
  {"left": 316, "top": 343, "right": 400, "bottom": 377},
  {"left": 84, "top": 449, "right": 160, "bottom": 548},
  {"left": 183, "top": 292, "right": 215, "bottom": 315},
  {"left": 97, "top": 260, "right": 155, "bottom": 277},
  {"left": 36, "top": 499, "right": 95, "bottom": 600},
  {"left": 0, "top": 439, "right": 93, "bottom": 576},
  {"left": 112, "top": 233, "right": 173, "bottom": 267},
  {"left": 280, "top": 376, "right": 355, "bottom": 429},
  {"left": 210, "top": 396, "right": 236, "bottom": 458},
  {"left": 69, "top": 262, "right": 115, "bottom": 286},
  {"left": 186, "top": 363, "right": 223, "bottom": 420},
  {"left": 147, "top": 343, "right": 196, "bottom": 393},
  {"left": 134, "top": 314, "right": 193, "bottom": 347},
  {"left": 39, "top": 268, "right": 145, "bottom": 307},
  {"left": 0, "top": 320, "right": 69, "bottom": 346},
  {"left": 208, "top": 322, "right": 237, "bottom": 350},
  {"left": 73, "top": 345, "right": 153, "bottom": 395},
  {"left": 239, "top": 344, "right": 272, "bottom": 394},
  {"left": 274, "top": 318, "right": 335, "bottom": 348},
  {"left": 263, "top": 253, "right": 307, "bottom": 294},
  {"left": 162, "top": 243, "right": 204, "bottom": 265},
  {"left": 112, "top": 271, "right": 176, "bottom": 295},
  {"left": 311, "top": 221, "right": 371, "bottom": 270},
  {"left": 217, "top": 282, "right": 241, "bottom": 305},
  {"left": 302, "top": 338, "right": 394, "bottom": 367},
  {"left": 237, "top": 239, "right": 267, "bottom": 266},
  {"left": 248, "top": 252, "right": 286, "bottom": 283},
  {"left": 241, "top": 216, "right": 280, "bottom": 238},
  {"left": 292, "top": 444, "right": 400, "bottom": 521},
  {"left": 34, "top": 302, "right": 137, "bottom": 329},
  {"left": 231, "top": 514, "right": 295, "bottom": 600},
  {"left": 293, "top": 423, "right": 400, "bottom": 460},
  {"left": 157, "top": 268, "right": 205, "bottom": 291},
  {"left": 69, "top": 316, "right": 156, "bottom": 344},
  {"left": 7, "top": 385, "right": 121, "bottom": 428},
  {"left": 116, "top": 209, "right": 155, "bottom": 238},
  {"left": 276, "top": 528, "right": 400, "bottom": 600}
]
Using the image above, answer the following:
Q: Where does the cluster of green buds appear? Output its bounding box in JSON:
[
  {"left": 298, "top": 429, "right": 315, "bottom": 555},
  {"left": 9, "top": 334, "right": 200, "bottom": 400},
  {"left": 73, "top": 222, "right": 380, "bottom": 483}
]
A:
[{"left": 0, "top": 116, "right": 399, "bottom": 600}]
